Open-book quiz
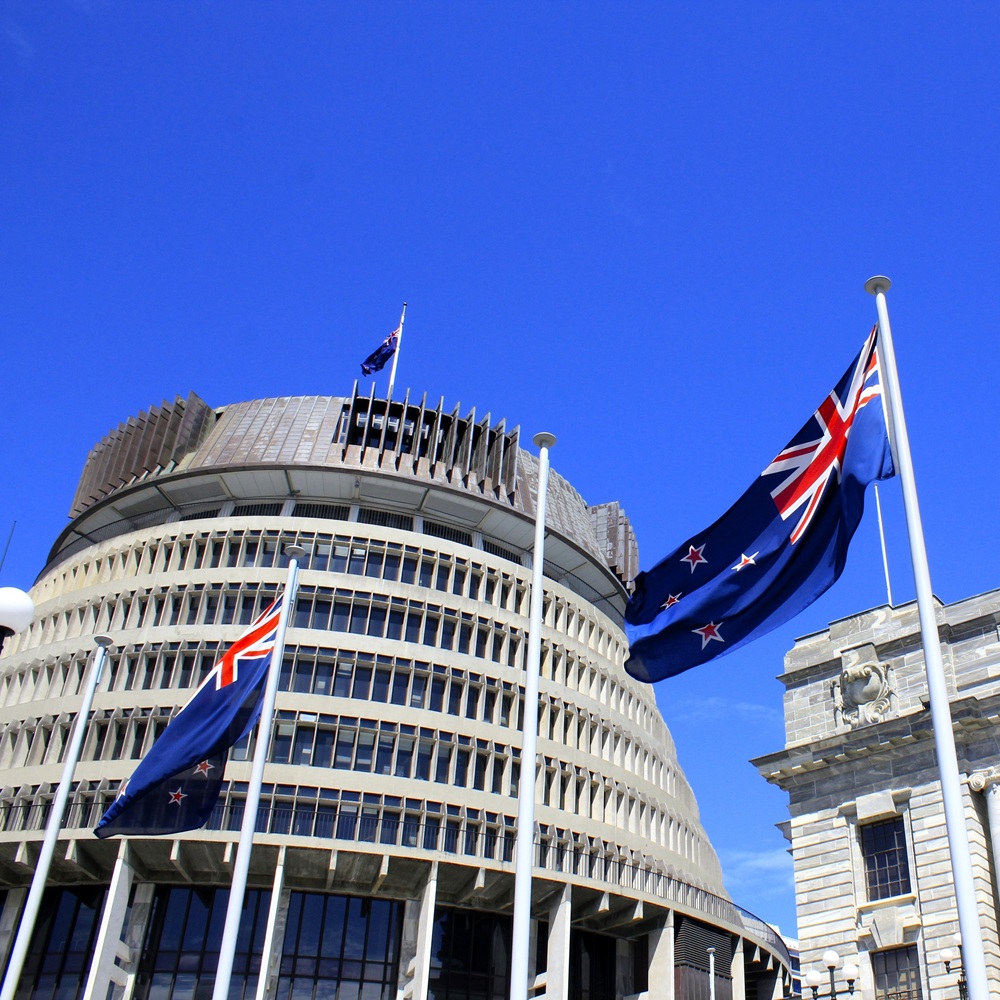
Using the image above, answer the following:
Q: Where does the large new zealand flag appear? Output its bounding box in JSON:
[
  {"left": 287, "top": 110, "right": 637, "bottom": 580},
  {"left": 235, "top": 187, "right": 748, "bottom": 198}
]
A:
[
  {"left": 625, "top": 326, "right": 895, "bottom": 682},
  {"left": 94, "top": 597, "right": 283, "bottom": 837}
]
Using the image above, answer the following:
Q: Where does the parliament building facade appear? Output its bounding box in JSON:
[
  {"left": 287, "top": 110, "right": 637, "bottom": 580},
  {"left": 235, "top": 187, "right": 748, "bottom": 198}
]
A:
[
  {"left": 755, "top": 590, "right": 1000, "bottom": 1000},
  {"left": 0, "top": 387, "right": 790, "bottom": 1000}
]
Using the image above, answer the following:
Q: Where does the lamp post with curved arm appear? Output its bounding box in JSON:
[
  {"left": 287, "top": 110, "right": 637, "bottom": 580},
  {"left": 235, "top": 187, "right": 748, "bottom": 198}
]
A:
[
  {"left": 803, "top": 950, "right": 859, "bottom": 1000},
  {"left": 940, "top": 934, "right": 968, "bottom": 1000}
]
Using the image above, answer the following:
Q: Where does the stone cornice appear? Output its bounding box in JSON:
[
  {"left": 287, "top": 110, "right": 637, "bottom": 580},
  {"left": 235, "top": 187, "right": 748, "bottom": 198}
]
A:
[{"left": 754, "top": 692, "right": 1000, "bottom": 785}]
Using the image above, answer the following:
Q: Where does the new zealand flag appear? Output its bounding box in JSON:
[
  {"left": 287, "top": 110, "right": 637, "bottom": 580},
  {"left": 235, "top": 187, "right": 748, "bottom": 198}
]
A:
[
  {"left": 94, "top": 597, "right": 283, "bottom": 837},
  {"left": 360, "top": 328, "right": 399, "bottom": 376},
  {"left": 625, "top": 326, "right": 895, "bottom": 682}
]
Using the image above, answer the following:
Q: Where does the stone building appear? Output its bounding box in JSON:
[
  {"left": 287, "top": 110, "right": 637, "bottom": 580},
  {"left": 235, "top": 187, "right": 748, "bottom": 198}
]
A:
[
  {"left": 754, "top": 589, "right": 1000, "bottom": 999},
  {"left": 0, "top": 386, "right": 790, "bottom": 1000}
]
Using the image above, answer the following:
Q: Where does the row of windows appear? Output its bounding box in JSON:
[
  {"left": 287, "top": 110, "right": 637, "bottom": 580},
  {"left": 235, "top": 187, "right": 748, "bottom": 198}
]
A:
[
  {"left": 5, "top": 694, "right": 673, "bottom": 830},
  {"left": 4, "top": 775, "right": 711, "bottom": 896},
  {"left": 25, "top": 584, "right": 526, "bottom": 670},
  {"left": 15, "top": 885, "right": 664, "bottom": 1000},
  {"left": 265, "top": 715, "right": 519, "bottom": 797},
  {"left": 25, "top": 582, "right": 627, "bottom": 712},
  {"left": 31, "top": 525, "right": 624, "bottom": 659},
  {"left": 18, "top": 584, "right": 638, "bottom": 719},
  {"left": 5, "top": 638, "right": 666, "bottom": 779},
  {"left": 3, "top": 687, "right": 698, "bottom": 860},
  {"left": 1, "top": 657, "right": 675, "bottom": 827}
]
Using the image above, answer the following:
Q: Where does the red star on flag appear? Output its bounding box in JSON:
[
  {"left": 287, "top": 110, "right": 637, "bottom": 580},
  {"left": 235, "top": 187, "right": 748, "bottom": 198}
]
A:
[
  {"left": 660, "top": 593, "right": 682, "bottom": 610},
  {"left": 693, "top": 622, "right": 725, "bottom": 649},
  {"left": 680, "top": 544, "right": 708, "bottom": 573},
  {"left": 168, "top": 788, "right": 187, "bottom": 805},
  {"left": 732, "top": 552, "right": 759, "bottom": 572},
  {"left": 192, "top": 760, "right": 214, "bottom": 777}
]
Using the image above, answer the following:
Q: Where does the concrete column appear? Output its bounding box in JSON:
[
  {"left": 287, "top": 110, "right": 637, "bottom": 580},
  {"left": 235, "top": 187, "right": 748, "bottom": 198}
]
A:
[
  {"left": 83, "top": 842, "right": 135, "bottom": 1000},
  {"left": 969, "top": 768, "right": 1000, "bottom": 877},
  {"left": 731, "top": 936, "right": 746, "bottom": 1000},
  {"left": 120, "top": 882, "right": 156, "bottom": 1000},
  {"left": 0, "top": 889, "right": 27, "bottom": 979},
  {"left": 545, "top": 882, "right": 572, "bottom": 1000},
  {"left": 254, "top": 845, "right": 287, "bottom": 1000},
  {"left": 646, "top": 912, "right": 674, "bottom": 1000},
  {"left": 400, "top": 861, "right": 437, "bottom": 1000},
  {"left": 616, "top": 938, "right": 630, "bottom": 999}
]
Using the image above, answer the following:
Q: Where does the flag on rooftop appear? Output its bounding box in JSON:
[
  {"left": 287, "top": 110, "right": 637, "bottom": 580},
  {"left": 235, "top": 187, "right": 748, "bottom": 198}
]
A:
[
  {"left": 360, "top": 326, "right": 399, "bottom": 376},
  {"left": 624, "top": 325, "right": 895, "bottom": 682},
  {"left": 94, "top": 596, "right": 283, "bottom": 837}
]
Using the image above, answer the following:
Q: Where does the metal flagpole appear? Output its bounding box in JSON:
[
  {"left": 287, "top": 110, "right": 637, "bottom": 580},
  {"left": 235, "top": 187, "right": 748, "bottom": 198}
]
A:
[
  {"left": 0, "top": 634, "right": 113, "bottom": 1000},
  {"left": 509, "top": 432, "right": 555, "bottom": 1000},
  {"left": 212, "top": 544, "right": 306, "bottom": 1000},
  {"left": 386, "top": 302, "right": 407, "bottom": 400},
  {"left": 866, "top": 276, "right": 990, "bottom": 1000},
  {"left": 873, "top": 483, "right": 894, "bottom": 606}
]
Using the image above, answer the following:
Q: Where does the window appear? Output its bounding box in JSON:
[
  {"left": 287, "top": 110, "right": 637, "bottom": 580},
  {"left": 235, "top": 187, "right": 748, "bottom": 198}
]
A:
[
  {"left": 860, "top": 817, "right": 912, "bottom": 900},
  {"left": 136, "top": 887, "right": 270, "bottom": 1000},
  {"left": 872, "top": 946, "right": 922, "bottom": 1000}
]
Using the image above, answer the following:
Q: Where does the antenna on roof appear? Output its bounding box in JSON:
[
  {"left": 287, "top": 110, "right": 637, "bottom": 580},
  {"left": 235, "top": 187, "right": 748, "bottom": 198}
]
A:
[{"left": 0, "top": 522, "right": 15, "bottom": 575}]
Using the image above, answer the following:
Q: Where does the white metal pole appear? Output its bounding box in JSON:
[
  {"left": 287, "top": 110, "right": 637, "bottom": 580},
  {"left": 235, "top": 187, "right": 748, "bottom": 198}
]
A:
[
  {"left": 866, "top": 276, "right": 989, "bottom": 1000},
  {"left": 0, "top": 634, "right": 113, "bottom": 1000},
  {"left": 707, "top": 946, "right": 716, "bottom": 1000},
  {"left": 873, "top": 483, "right": 894, "bottom": 607},
  {"left": 212, "top": 545, "right": 305, "bottom": 1000},
  {"left": 386, "top": 302, "right": 407, "bottom": 400},
  {"left": 509, "top": 432, "right": 556, "bottom": 1000}
]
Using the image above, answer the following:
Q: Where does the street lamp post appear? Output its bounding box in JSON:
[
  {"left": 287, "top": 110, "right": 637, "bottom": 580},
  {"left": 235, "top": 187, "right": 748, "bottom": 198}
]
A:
[
  {"left": 940, "top": 935, "right": 968, "bottom": 1000},
  {"left": 804, "top": 950, "right": 859, "bottom": 999}
]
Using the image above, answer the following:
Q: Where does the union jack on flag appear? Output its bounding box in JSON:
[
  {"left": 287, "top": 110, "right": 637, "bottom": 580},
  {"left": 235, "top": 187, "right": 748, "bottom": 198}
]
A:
[
  {"left": 213, "top": 598, "right": 282, "bottom": 688},
  {"left": 95, "top": 594, "right": 284, "bottom": 837},
  {"left": 764, "top": 325, "right": 884, "bottom": 543},
  {"left": 624, "top": 328, "right": 895, "bottom": 683}
]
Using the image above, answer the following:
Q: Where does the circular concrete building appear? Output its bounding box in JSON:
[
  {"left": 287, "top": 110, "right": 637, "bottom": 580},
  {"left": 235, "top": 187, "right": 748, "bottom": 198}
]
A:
[{"left": 0, "top": 386, "right": 790, "bottom": 1000}]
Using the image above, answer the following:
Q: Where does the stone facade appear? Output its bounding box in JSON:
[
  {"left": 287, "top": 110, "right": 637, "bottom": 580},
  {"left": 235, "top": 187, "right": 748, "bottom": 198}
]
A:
[{"left": 754, "top": 590, "right": 1000, "bottom": 999}]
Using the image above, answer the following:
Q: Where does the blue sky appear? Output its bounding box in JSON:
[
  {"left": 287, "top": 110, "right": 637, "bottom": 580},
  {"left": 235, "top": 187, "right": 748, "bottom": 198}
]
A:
[{"left": 3, "top": 2, "right": 1000, "bottom": 938}]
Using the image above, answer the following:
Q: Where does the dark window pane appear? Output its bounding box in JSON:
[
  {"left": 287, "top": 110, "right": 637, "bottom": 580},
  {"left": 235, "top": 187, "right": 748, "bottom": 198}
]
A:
[{"left": 861, "top": 817, "right": 912, "bottom": 900}]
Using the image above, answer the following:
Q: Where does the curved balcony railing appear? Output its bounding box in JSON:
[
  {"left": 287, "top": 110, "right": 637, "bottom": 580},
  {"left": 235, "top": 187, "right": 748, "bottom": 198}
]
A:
[{"left": 0, "top": 791, "right": 789, "bottom": 968}]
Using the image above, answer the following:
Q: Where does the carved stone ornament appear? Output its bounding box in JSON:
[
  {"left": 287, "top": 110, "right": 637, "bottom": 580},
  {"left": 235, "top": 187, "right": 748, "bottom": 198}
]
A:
[
  {"left": 968, "top": 766, "right": 1000, "bottom": 793},
  {"left": 836, "top": 644, "right": 893, "bottom": 727}
]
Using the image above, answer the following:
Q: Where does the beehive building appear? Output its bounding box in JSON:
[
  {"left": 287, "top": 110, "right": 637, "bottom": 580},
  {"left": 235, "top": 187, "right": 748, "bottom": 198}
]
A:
[{"left": 0, "top": 387, "right": 790, "bottom": 1000}]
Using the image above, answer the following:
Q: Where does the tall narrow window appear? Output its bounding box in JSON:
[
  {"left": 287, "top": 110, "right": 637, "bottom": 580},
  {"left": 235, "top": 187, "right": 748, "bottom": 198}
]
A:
[
  {"left": 872, "top": 946, "right": 922, "bottom": 1000},
  {"left": 860, "top": 816, "right": 912, "bottom": 900}
]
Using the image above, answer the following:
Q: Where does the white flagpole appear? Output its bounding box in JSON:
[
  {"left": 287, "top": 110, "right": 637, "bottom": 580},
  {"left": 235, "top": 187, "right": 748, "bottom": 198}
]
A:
[
  {"left": 873, "top": 483, "right": 894, "bottom": 606},
  {"left": 509, "top": 432, "right": 555, "bottom": 1000},
  {"left": 386, "top": 302, "right": 407, "bottom": 400},
  {"left": 212, "top": 545, "right": 306, "bottom": 1000},
  {"left": 0, "top": 634, "right": 113, "bottom": 1000},
  {"left": 866, "top": 276, "right": 989, "bottom": 1000}
]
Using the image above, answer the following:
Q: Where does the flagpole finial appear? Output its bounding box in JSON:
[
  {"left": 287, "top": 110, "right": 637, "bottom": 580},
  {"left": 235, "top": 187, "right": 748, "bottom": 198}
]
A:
[
  {"left": 94, "top": 634, "right": 113, "bottom": 648},
  {"left": 865, "top": 275, "right": 892, "bottom": 295},
  {"left": 533, "top": 432, "right": 556, "bottom": 450},
  {"left": 285, "top": 545, "right": 307, "bottom": 561}
]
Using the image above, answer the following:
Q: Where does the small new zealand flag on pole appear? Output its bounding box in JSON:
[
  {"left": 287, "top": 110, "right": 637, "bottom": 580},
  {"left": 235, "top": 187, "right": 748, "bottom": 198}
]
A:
[{"left": 360, "top": 328, "right": 399, "bottom": 376}]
